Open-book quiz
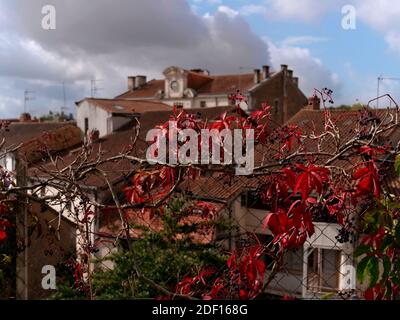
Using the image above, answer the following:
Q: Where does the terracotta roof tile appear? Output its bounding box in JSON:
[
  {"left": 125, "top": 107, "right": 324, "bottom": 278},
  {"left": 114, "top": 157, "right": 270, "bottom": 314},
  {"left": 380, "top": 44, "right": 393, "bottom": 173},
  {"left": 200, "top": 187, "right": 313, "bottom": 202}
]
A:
[
  {"left": 114, "top": 71, "right": 276, "bottom": 99},
  {"left": 98, "top": 202, "right": 225, "bottom": 243},
  {"left": 18, "top": 125, "right": 82, "bottom": 164},
  {"left": 1, "top": 122, "right": 73, "bottom": 149},
  {"left": 196, "top": 73, "right": 255, "bottom": 95},
  {"left": 116, "top": 79, "right": 165, "bottom": 99},
  {"left": 29, "top": 107, "right": 235, "bottom": 188},
  {"left": 78, "top": 98, "right": 171, "bottom": 114}
]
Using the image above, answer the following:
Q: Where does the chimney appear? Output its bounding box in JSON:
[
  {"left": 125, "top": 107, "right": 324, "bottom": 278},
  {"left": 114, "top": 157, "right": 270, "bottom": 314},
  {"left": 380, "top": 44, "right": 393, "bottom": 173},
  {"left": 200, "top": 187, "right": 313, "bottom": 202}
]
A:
[
  {"left": 292, "top": 77, "right": 299, "bottom": 87},
  {"left": 135, "top": 75, "right": 147, "bottom": 88},
  {"left": 254, "top": 69, "right": 261, "bottom": 84},
  {"left": 307, "top": 95, "right": 321, "bottom": 110},
  {"left": 19, "top": 113, "right": 32, "bottom": 122},
  {"left": 128, "top": 76, "right": 136, "bottom": 91},
  {"left": 287, "top": 69, "right": 293, "bottom": 78},
  {"left": 262, "top": 65, "right": 270, "bottom": 80},
  {"left": 281, "top": 64, "right": 288, "bottom": 72}
]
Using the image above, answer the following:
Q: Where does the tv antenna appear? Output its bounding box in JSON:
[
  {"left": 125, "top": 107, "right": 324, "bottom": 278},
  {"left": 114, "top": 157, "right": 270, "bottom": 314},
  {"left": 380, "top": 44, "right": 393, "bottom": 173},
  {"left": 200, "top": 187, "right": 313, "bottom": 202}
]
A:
[
  {"left": 90, "top": 79, "right": 103, "bottom": 98},
  {"left": 377, "top": 75, "right": 400, "bottom": 108},
  {"left": 24, "top": 90, "right": 35, "bottom": 113},
  {"left": 61, "top": 81, "right": 68, "bottom": 115}
]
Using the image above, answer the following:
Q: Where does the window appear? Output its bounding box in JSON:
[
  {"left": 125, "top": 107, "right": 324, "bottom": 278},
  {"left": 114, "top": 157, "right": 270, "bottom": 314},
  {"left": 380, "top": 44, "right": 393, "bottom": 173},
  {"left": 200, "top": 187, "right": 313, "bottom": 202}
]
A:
[
  {"left": 283, "top": 248, "right": 304, "bottom": 274},
  {"left": 307, "top": 248, "right": 340, "bottom": 293},
  {"left": 200, "top": 101, "right": 207, "bottom": 108},
  {"left": 174, "top": 102, "right": 184, "bottom": 109},
  {"left": 240, "top": 190, "right": 269, "bottom": 210},
  {"left": 84, "top": 117, "right": 89, "bottom": 135}
]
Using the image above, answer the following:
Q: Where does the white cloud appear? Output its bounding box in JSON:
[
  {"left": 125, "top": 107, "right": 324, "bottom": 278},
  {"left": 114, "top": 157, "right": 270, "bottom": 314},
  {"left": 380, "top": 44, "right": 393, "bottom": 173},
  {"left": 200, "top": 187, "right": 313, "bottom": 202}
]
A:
[
  {"left": 241, "top": 4, "right": 268, "bottom": 16},
  {"left": 0, "top": 0, "right": 271, "bottom": 117},
  {"left": 280, "top": 36, "right": 329, "bottom": 47},
  {"left": 385, "top": 32, "right": 400, "bottom": 53},
  {"left": 267, "top": 39, "right": 341, "bottom": 98},
  {"left": 355, "top": 0, "right": 400, "bottom": 54},
  {"left": 242, "top": 0, "right": 338, "bottom": 22},
  {"left": 217, "top": 5, "right": 239, "bottom": 18}
]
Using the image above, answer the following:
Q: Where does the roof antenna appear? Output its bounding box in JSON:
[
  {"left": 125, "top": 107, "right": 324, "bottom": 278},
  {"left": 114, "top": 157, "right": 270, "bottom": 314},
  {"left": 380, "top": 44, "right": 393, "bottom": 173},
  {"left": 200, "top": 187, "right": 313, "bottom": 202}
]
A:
[
  {"left": 90, "top": 79, "right": 104, "bottom": 98},
  {"left": 24, "top": 89, "right": 35, "bottom": 114}
]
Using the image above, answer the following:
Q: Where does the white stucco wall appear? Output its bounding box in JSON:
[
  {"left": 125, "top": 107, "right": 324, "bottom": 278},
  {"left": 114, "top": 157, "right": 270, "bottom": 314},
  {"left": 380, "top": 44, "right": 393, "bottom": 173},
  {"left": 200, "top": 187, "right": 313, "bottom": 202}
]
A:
[
  {"left": 76, "top": 101, "right": 110, "bottom": 138},
  {"left": 0, "top": 152, "right": 15, "bottom": 172},
  {"left": 230, "top": 196, "right": 357, "bottom": 298}
]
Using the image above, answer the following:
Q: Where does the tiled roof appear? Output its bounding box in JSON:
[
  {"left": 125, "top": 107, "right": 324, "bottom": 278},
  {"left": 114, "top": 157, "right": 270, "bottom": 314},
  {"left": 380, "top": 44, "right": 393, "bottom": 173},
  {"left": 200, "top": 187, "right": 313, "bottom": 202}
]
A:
[
  {"left": 29, "top": 107, "right": 235, "bottom": 188},
  {"left": 1, "top": 122, "right": 73, "bottom": 149},
  {"left": 196, "top": 73, "right": 255, "bottom": 95},
  {"left": 178, "top": 175, "right": 244, "bottom": 202},
  {"left": 77, "top": 98, "right": 171, "bottom": 114},
  {"left": 18, "top": 125, "right": 82, "bottom": 164},
  {"left": 286, "top": 108, "right": 400, "bottom": 195},
  {"left": 115, "top": 71, "right": 276, "bottom": 99},
  {"left": 116, "top": 79, "right": 165, "bottom": 99},
  {"left": 98, "top": 202, "right": 225, "bottom": 243}
]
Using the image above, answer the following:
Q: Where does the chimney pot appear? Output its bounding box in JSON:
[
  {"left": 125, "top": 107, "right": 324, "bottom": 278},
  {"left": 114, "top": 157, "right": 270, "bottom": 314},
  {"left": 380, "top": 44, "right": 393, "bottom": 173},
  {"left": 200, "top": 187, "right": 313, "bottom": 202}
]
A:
[
  {"left": 307, "top": 95, "right": 321, "bottom": 110},
  {"left": 292, "top": 77, "right": 299, "bottom": 87},
  {"left": 254, "top": 69, "right": 261, "bottom": 84},
  {"left": 281, "top": 64, "right": 288, "bottom": 72},
  {"left": 128, "top": 76, "right": 136, "bottom": 91},
  {"left": 287, "top": 69, "right": 293, "bottom": 78},
  {"left": 19, "top": 113, "right": 32, "bottom": 122},
  {"left": 135, "top": 75, "right": 147, "bottom": 88},
  {"left": 262, "top": 65, "right": 270, "bottom": 80}
]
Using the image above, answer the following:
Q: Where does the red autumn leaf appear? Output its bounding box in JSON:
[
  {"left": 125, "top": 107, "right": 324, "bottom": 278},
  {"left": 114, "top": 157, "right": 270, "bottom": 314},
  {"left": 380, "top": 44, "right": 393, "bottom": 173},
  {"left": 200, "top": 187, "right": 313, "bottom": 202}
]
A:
[
  {"left": 364, "top": 284, "right": 384, "bottom": 300},
  {"left": 124, "top": 167, "right": 176, "bottom": 204},
  {"left": 359, "top": 145, "right": 386, "bottom": 158},
  {"left": 279, "top": 125, "right": 302, "bottom": 153},
  {"left": 361, "top": 227, "right": 385, "bottom": 250},
  {"left": 0, "top": 230, "right": 7, "bottom": 242},
  {"left": 263, "top": 202, "right": 314, "bottom": 250},
  {"left": 249, "top": 103, "right": 271, "bottom": 122},
  {"left": 353, "top": 162, "right": 380, "bottom": 198},
  {"left": 293, "top": 164, "right": 330, "bottom": 200}
]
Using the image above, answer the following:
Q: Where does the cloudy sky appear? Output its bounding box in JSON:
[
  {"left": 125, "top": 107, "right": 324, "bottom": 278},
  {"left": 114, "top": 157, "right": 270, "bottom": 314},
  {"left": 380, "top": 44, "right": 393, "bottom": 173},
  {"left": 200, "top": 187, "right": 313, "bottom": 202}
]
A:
[{"left": 0, "top": 0, "right": 399, "bottom": 118}]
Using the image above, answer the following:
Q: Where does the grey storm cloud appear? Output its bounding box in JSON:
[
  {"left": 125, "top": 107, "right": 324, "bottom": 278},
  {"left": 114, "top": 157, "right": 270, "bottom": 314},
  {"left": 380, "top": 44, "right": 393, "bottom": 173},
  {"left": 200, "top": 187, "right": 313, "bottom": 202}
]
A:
[
  {"left": 3, "top": 0, "right": 270, "bottom": 73},
  {"left": 0, "top": 0, "right": 340, "bottom": 118},
  {"left": 0, "top": 0, "right": 272, "bottom": 118}
]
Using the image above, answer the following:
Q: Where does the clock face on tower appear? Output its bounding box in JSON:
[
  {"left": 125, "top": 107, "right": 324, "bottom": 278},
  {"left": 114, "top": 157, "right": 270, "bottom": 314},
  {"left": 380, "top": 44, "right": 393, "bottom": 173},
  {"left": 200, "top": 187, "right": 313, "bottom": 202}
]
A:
[{"left": 170, "top": 80, "right": 179, "bottom": 92}]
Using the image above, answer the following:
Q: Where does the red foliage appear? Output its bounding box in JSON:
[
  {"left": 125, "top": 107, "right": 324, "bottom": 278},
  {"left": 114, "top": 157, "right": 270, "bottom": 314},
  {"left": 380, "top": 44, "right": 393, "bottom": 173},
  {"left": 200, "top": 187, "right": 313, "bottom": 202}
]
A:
[
  {"left": 364, "top": 284, "right": 385, "bottom": 300},
  {"left": 0, "top": 219, "right": 11, "bottom": 243},
  {"left": 229, "top": 245, "right": 266, "bottom": 299},
  {"left": 124, "top": 167, "right": 176, "bottom": 204},
  {"left": 292, "top": 164, "right": 330, "bottom": 200},
  {"left": 263, "top": 201, "right": 314, "bottom": 250},
  {"left": 361, "top": 227, "right": 386, "bottom": 251},
  {"left": 353, "top": 161, "right": 380, "bottom": 198}
]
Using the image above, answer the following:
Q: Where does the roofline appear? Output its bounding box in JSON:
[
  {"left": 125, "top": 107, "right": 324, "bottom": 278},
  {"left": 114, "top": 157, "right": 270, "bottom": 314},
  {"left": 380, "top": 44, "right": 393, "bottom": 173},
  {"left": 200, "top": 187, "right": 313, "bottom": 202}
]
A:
[
  {"left": 248, "top": 69, "right": 283, "bottom": 93},
  {"left": 75, "top": 97, "right": 172, "bottom": 107}
]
